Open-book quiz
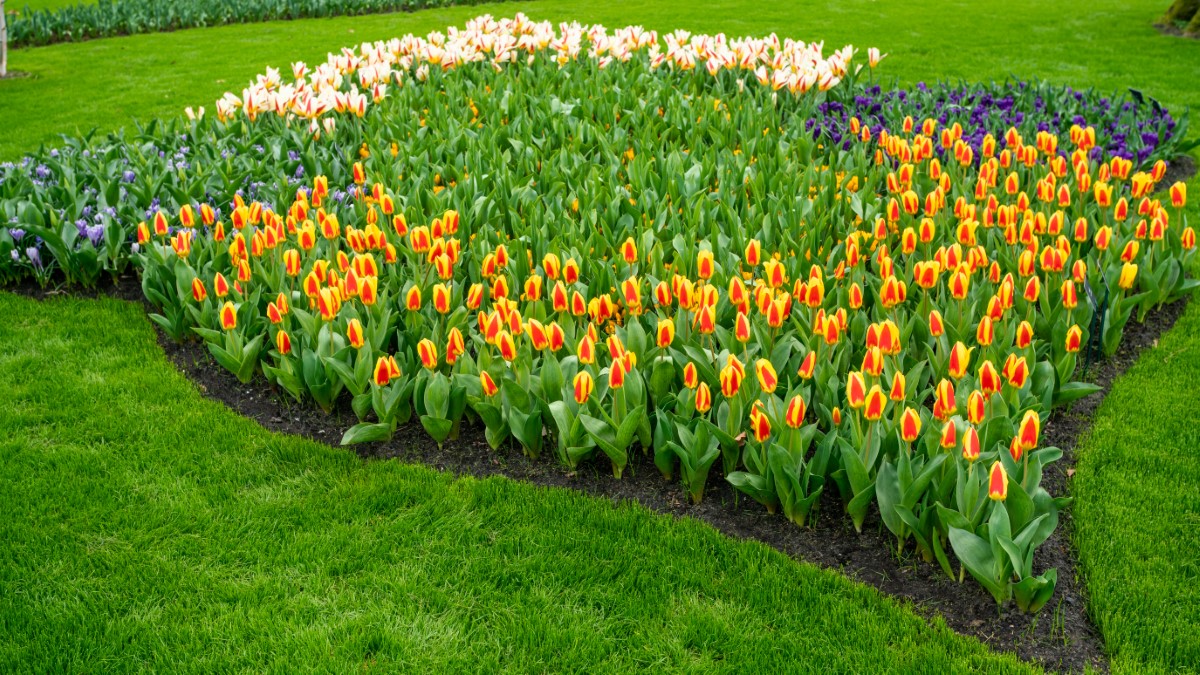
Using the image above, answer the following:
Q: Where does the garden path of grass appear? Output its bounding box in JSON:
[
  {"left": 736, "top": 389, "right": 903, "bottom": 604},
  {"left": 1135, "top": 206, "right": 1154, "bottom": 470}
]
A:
[
  {"left": 1, "top": 0, "right": 1200, "bottom": 672},
  {"left": 0, "top": 293, "right": 1036, "bottom": 673}
]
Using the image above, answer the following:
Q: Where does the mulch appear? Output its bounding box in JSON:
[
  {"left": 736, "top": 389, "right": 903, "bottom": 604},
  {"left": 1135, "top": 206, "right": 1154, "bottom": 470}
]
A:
[{"left": 8, "top": 273, "right": 1192, "bottom": 674}]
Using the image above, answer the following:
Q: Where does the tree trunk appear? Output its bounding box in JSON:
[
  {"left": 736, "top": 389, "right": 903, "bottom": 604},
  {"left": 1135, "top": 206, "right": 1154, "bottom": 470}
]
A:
[
  {"left": 1, "top": 0, "right": 8, "bottom": 79},
  {"left": 1186, "top": 8, "right": 1200, "bottom": 34},
  {"left": 1159, "top": 0, "right": 1200, "bottom": 25}
]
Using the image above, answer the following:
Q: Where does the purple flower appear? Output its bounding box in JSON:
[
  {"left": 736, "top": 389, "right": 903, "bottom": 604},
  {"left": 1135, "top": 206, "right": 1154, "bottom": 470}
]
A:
[
  {"left": 86, "top": 225, "right": 106, "bottom": 247},
  {"left": 123, "top": 170, "right": 136, "bottom": 183},
  {"left": 8, "top": 228, "right": 24, "bottom": 241},
  {"left": 25, "top": 247, "right": 42, "bottom": 270}
]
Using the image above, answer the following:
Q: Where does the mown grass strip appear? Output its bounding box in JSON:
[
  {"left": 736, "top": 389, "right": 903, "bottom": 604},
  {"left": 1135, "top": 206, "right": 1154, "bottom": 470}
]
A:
[{"left": 1073, "top": 298, "right": 1200, "bottom": 675}]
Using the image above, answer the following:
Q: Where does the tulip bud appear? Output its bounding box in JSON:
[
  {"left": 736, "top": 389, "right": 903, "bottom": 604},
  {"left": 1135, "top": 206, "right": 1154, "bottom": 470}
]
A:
[
  {"left": 988, "top": 461, "right": 1008, "bottom": 501},
  {"left": 574, "top": 371, "right": 594, "bottom": 405},
  {"left": 480, "top": 371, "right": 499, "bottom": 397},
  {"left": 900, "top": 407, "right": 921, "bottom": 442},
  {"left": 695, "top": 382, "right": 713, "bottom": 413},
  {"left": 785, "top": 396, "right": 806, "bottom": 428},
  {"left": 755, "top": 359, "right": 778, "bottom": 394}
]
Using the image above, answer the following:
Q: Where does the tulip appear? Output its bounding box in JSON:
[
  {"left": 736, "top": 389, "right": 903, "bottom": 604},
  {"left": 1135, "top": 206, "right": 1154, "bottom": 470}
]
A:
[
  {"left": 962, "top": 426, "right": 981, "bottom": 461},
  {"left": 967, "top": 390, "right": 986, "bottom": 425},
  {"left": 744, "top": 239, "right": 762, "bottom": 266},
  {"left": 527, "top": 319, "right": 551, "bottom": 351},
  {"left": 1118, "top": 262, "right": 1138, "bottom": 290},
  {"left": 373, "top": 357, "right": 392, "bottom": 386},
  {"left": 274, "top": 329, "right": 292, "bottom": 355},
  {"left": 609, "top": 357, "right": 627, "bottom": 389},
  {"left": 846, "top": 371, "right": 867, "bottom": 409},
  {"left": 219, "top": 301, "right": 237, "bottom": 330},
  {"left": 988, "top": 461, "right": 1008, "bottom": 501},
  {"left": 889, "top": 371, "right": 906, "bottom": 401},
  {"left": 947, "top": 341, "right": 971, "bottom": 379},
  {"left": 578, "top": 335, "right": 596, "bottom": 364},
  {"left": 682, "top": 362, "right": 699, "bottom": 389},
  {"left": 1170, "top": 181, "right": 1187, "bottom": 208},
  {"left": 900, "top": 407, "right": 921, "bottom": 442},
  {"left": 734, "top": 311, "right": 752, "bottom": 343},
  {"left": 574, "top": 371, "right": 594, "bottom": 405},
  {"left": 214, "top": 272, "right": 231, "bottom": 298},
  {"left": 446, "top": 327, "right": 465, "bottom": 364},
  {"left": 480, "top": 371, "right": 499, "bottom": 397},
  {"left": 720, "top": 362, "right": 744, "bottom": 398},
  {"left": 928, "top": 310, "right": 945, "bottom": 337},
  {"left": 1065, "top": 325, "right": 1083, "bottom": 353},
  {"left": 418, "top": 338, "right": 438, "bottom": 370},
  {"left": 656, "top": 318, "right": 675, "bottom": 348},
  {"left": 755, "top": 358, "right": 778, "bottom": 394},
  {"left": 935, "top": 378, "right": 956, "bottom": 417},
  {"left": 797, "top": 351, "right": 816, "bottom": 379},
  {"left": 697, "top": 250, "right": 715, "bottom": 279},
  {"left": 695, "top": 382, "right": 713, "bottom": 413},
  {"left": 620, "top": 237, "right": 637, "bottom": 264},
  {"left": 978, "top": 360, "right": 1001, "bottom": 395},
  {"left": 863, "top": 385, "right": 887, "bottom": 421},
  {"left": 347, "top": 318, "right": 365, "bottom": 349},
  {"left": 1017, "top": 409, "right": 1040, "bottom": 453},
  {"left": 1016, "top": 320, "right": 1034, "bottom": 349},
  {"left": 750, "top": 405, "right": 771, "bottom": 443},
  {"left": 497, "top": 330, "right": 518, "bottom": 362},
  {"left": 191, "top": 278, "right": 207, "bottom": 303},
  {"left": 785, "top": 396, "right": 806, "bottom": 428},
  {"left": 940, "top": 420, "right": 957, "bottom": 449},
  {"left": 405, "top": 285, "right": 422, "bottom": 310}
]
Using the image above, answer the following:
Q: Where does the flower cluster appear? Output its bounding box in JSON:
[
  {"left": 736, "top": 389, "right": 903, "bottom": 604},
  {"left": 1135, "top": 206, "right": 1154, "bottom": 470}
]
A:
[
  {"left": 134, "top": 108, "right": 1192, "bottom": 612},
  {"left": 214, "top": 13, "right": 874, "bottom": 132}
]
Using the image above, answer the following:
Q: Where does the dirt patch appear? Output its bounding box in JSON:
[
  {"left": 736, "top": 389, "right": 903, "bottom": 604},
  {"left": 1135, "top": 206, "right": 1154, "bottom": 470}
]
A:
[
  {"left": 1153, "top": 22, "right": 1200, "bottom": 39},
  {"left": 1161, "top": 154, "right": 1197, "bottom": 187},
  {"left": 5, "top": 277, "right": 1191, "bottom": 674}
]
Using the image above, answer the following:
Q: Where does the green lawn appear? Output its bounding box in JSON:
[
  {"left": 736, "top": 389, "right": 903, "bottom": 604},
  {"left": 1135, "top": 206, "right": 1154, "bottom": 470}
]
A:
[
  {"left": 0, "top": 293, "right": 1032, "bottom": 673},
  {"left": 9, "top": 0, "right": 92, "bottom": 15},
  {"left": 2, "top": 1, "right": 1200, "bottom": 672},
  {"left": 1073, "top": 299, "right": 1200, "bottom": 675}
]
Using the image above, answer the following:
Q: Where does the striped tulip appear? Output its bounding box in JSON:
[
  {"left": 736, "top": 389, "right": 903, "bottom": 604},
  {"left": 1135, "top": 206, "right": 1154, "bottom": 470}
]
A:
[
  {"left": 749, "top": 405, "right": 771, "bottom": 443},
  {"left": 219, "top": 301, "right": 237, "bottom": 330},
  {"left": 755, "top": 358, "right": 778, "bottom": 394},
  {"left": 697, "top": 250, "right": 715, "bottom": 279},
  {"left": 446, "top": 327, "right": 465, "bottom": 364},
  {"left": 275, "top": 330, "right": 292, "bottom": 355},
  {"left": 1065, "top": 325, "right": 1082, "bottom": 353},
  {"left": 497, "top": 330, "right": 518, "bottom": 362},
  {"left": 695, "top": 382, "right": 713, "bottom": 413},
  {"left": 433, "top": 283, "right": 451, "bottom": 314},
  {"left": 656, "top": 318, "right": 675, "bottom": 348},
  {"left": 347, "top": 319, "right": 365, "bottom": 349},
  {"left": 900, "top": 407, "right": 921, "bottom": 442},
  {"left": 1017, "top": 409, "right": 1040, "bottom": 453},
  {"left": 480, "top": 371, "right": 499, "bottom": 397},
  {"left": 191, "top": 278, "right": 207, "bottom": 302},
  {"left": 785, "top": 395, "right": 806, "bottom": 428},
  {"left": 609, "top": 357, "right": 627, "bottom": 389},
  {"left": 418, "top": 338, "right": 438, "bottom": 370},
  {"left": 405, "top": 286, "right": 422, "bottom": 310},
  {"left": 988, "top": 461, "right": 1008, "bottom": 501},
  {"left": 863, "top": 385, "right": 887, "bottom": 421},
  {"left": 683, "top": 362, "right": 699, "bottom": 389},
  {"left": 373, "top": 357, "right": 391, "bottom": 386},
  {"left": 574, "top": 371, "right": 594, "bottom": 405},
  {"left": 962, "top": 426, "right": 981, "bottom": 461}
]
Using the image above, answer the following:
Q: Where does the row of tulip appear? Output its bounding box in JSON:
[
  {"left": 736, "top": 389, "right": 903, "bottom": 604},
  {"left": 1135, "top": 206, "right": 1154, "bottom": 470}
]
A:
[
  {"left": 6, "top": 0, "right": 503, "bottom": 48},
  {"left": 133, "top": 110, "right": 1192, "bottom": 612}
]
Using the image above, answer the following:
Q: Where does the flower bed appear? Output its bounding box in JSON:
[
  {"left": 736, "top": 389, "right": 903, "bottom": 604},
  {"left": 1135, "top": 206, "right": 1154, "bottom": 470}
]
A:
[{"left": 2, "top": 14, "right": 1196, "bottom": 616}]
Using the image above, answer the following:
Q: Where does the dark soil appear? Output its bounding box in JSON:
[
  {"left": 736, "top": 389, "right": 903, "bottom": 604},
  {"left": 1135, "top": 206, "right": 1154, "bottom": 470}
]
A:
[
  {"left": 1160, "top": 154, "right": 1197, "bottom": 188},
  {"left": 1153, "top": 22, "right": 1200, "bottom": 39},
  {"left": 5, "top": 275, "right": 1191, "bottom": 675}
]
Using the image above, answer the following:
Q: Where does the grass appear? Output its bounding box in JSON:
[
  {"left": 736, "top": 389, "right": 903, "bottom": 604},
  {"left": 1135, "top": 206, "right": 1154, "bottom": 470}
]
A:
[
  {"left": 2, "top": 0, "right": 1200, "bottom": 160},
  {"left": 1073, "top": 299, "right": 1200, "bottom": 675},
  {"left": 0, "top": 292, "right": 1032, "bottom": 673},
  {"left": 1, "top": 0, "right": 1199, "bottom": 671}
]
